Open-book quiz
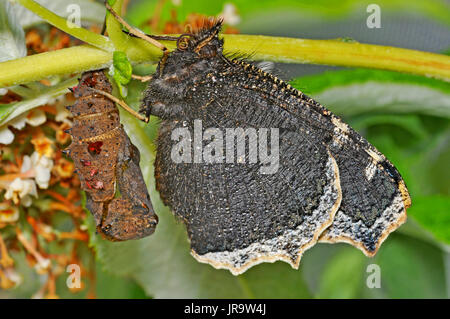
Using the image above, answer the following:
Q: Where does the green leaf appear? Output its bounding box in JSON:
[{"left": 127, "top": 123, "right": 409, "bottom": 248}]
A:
[
  {"left": 111, "top": 51, "right": 132, "bottom": 97},
  {"left": 316, "top": 247, "right": 367, "bottom": 298},
  {"left": 112, "top": 51, "right": 132, "bottom": 84},
  {"left": 0, "top": 0, "right": 26, "bottom": 62},
  {"left": 0, "top": 77, "right": 77, "bottom": 127},
  {"left": 126, "top": 0, "right": 450, "bottom": 31},
  {"left": 292, "top": 68, "right": 450, "bottom": 96},
  {"left": 414, "top": 127, "right": 450, "bottom": 196},
  {"left": 95, "top": 263, "right": 149, "bottom": 299},
  {"left": 350, "top": 114, "right": 429, "bottom": 140},
  {"left": 408, "top": 196, "right": 450, "bottom": 245},
  {"left": 373, "top": 233, "right": 447, "bottom": 298},
  {"left": 13, "top": 0, "right": 106, "bottom": 29},
  {"left": 299, "top": 243, "right": 340, "bottom": 294},
  {"left": 290, "top": 69, "right": 450, "bottom": 119},
  {"left": 239, "top": 263, "right": 312, "bottom": 298},
  {"left": 311, "top": 232, "right": 448, "bottom": 299}
]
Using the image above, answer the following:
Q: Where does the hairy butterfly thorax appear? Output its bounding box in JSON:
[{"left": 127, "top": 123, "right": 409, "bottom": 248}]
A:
[{"left": 64, "top": 70, "right": 158, "bottom": 241}]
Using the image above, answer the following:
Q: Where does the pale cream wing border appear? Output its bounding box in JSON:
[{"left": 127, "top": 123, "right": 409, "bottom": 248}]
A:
[
  {"left": 319, "top": 180, "right": 410, "bottom": 257},
  {"left": 191, "top": 151, "right": 342, "bottom": 276}
]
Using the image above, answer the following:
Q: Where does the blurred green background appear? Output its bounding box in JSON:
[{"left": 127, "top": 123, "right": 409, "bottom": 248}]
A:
[{"left": 1, "top": 0, "right": 449, "bottom": 298}]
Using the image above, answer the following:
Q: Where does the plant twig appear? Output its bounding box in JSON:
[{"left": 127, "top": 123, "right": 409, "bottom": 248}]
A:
[
  {"left": 1, "top": 0, "right": 449, "bottom": 88},
  {"left": 1, "top": 36, "right": 449, "bottom": 88},
  {"left": 0, "top": 46, "right": 111, "bottom": 87},
  {"left": 224, "top": 35, "right": 450, "bottom": 81}
]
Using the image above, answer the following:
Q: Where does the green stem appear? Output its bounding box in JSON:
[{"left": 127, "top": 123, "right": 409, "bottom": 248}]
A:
[
  {"left": 224, "top": 35, "right": 450, "bottom": 81},
  {"left": 1, "top": 35, "right": 449, "bottom": 87},
  {"left": 16, "top": 0, "right": 113, "bottom": 51},
  {"left": 105, "top": 0, "right": 127, "bottom": 51},
  {"left": 1, "top": 0, "right": 450, "bottom": 87},
  {"left": 0, "top": 45, "right": 111, "bottom": 87}
]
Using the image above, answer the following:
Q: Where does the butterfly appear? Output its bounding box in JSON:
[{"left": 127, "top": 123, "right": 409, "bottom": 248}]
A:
[{"left": 108, "top": 6, "right": 411, "bottom": 275}]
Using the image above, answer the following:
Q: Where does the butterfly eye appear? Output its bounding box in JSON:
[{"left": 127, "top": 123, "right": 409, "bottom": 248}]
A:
[
  {"left": 103, "top": 224, "right": 112, "bottom": 231},
  {"left": 177, "top": 34, "right": 191, "bottom": 50}
]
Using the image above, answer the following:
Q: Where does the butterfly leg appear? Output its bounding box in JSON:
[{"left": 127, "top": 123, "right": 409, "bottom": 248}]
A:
[
  {"left": 88, "top": 88, "right": 149, "bottom": 123},
  {"left": 122, "top": 30, "right": 180, "bottom": 42}
]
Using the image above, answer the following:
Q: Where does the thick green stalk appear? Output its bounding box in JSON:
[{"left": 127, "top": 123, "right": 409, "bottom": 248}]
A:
[
  {"left": 225, "top": 35, "right": 450, "bottom": 81},
  {"left": 105, "top": 0, "right": 127, "bottom": 51},
  {"left": 1, "top": 0, "right": 449, "bottom": 87},
  {"left": 1, "top": 35, "right": 449, "bottom": 87},
  {"left": 0, "top": 45, "right": 112, "bottom": 86}
]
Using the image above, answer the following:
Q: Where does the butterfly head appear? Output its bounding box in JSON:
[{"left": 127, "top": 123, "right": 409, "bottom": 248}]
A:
[{"left": 175, "top": 18, "right": 224, "bottom": 58}]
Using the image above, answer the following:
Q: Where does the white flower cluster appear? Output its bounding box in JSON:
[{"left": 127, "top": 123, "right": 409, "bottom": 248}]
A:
[
  {"left": 0, "top": 110, "right": 46, "bottom": 145},
  {"left": 4, "top": 152, "right": 54, "bottom": 207},
  {"left": 0, "top": 101, "right": 70, "bottom": 145}
]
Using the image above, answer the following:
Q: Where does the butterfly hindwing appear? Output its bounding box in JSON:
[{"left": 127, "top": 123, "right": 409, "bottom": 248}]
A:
[{"left": 318, "top": 119, "right": 410, "bottom": 255}]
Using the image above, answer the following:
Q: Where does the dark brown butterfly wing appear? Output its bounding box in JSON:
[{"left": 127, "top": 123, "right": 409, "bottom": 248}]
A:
[
  {"left": 141, "top": 22, "right": 410, "bottom": 274},
  {"left": 155, "top": 117, "right": 341, "bottom": 274}
]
